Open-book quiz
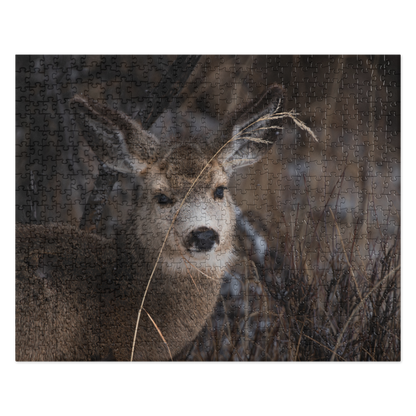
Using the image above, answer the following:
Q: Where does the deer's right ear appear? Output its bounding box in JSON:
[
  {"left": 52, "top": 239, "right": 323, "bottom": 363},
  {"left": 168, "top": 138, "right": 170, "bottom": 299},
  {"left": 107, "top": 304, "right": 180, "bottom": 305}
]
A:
[
  {"left": 216, "top": 84, "right": 285, "bottom": 174},
  {"left": 70, "top": 95, "right": 159, "bottom": 174}
]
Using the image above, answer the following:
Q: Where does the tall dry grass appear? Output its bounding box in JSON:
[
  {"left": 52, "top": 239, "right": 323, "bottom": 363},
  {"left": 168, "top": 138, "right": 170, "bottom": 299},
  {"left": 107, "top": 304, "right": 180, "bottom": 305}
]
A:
[{"left": 184, "top": 194, "right": 400, "bottom": 361}]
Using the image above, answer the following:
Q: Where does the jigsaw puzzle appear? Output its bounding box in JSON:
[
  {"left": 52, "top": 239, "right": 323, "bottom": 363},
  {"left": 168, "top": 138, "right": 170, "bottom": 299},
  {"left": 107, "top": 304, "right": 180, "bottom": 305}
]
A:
[{"left": 15, "top": 55, "right": 400, "bottom": 361}]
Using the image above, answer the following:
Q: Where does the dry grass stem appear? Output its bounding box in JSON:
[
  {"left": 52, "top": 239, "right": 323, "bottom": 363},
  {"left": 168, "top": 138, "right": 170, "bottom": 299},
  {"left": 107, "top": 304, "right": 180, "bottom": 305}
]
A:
[
  {"left": 329, "top": 208, "right": 363, "bottom": 302},
  {"left": 144, "top": 308, "right": 173, "bottom": 361},
  {"left": 294, "top": 318, "right": 306, "bottom": 361},
  {"left": 180, "top": 254, "right": 200, "bottom": 292},
  {"left": 237, "top": 136, "right": 273, "bottom": 144},
  {"left": 252, "top": 110, "right": 319, "bottom": 142},
  {"left": 264, "top": 108, "right": 319, "bottom": 142},
  {"left": 362, "top": 348, "right": 376, "bottom": 361},
  {"left": 181, "top": 255, "right": 222, "bottom": 281},
  {"left": 290, "top": 116, "right": 319, "bottom": 142},
  {"left": 301, "top": 333, "right": 346, "bottom": 361}
]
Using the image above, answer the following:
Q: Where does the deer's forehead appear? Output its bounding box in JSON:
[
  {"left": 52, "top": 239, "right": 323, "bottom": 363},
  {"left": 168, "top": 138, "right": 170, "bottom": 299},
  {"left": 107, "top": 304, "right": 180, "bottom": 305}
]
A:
[
  {"left": 142, "top": 157, "right": 227, "bottom": 191},
  {"left": 163, "top": 144, "right": 209, "bottom": 177}
]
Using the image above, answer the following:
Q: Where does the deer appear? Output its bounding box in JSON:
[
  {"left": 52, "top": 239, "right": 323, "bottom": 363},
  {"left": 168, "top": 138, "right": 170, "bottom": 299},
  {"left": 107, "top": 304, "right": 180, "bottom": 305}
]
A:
[{"left": 15, "top": 84, "right": 284, "bottom": 361}]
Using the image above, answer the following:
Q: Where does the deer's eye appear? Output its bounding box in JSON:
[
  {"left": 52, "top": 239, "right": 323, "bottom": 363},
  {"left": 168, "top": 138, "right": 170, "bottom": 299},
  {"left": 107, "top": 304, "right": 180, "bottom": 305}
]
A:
[
  {"left": 157, "top": 194, "right": 172, "bottom": 205},
  {"left": 214, "top": 186, "right": 227, "bottom": 200}
]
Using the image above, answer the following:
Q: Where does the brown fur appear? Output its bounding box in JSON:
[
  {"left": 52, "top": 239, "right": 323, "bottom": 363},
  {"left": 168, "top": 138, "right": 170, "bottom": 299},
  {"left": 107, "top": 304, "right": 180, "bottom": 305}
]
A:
[{"left": 15, "top": 85, "right": 284, "bottom": 361}]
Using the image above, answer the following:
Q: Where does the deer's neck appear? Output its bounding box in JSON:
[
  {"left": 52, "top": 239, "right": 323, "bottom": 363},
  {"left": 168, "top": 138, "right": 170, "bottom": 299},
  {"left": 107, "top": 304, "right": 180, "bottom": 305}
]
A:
[{"left": 109, "top": 235, "right": 224, "bottom": 360}]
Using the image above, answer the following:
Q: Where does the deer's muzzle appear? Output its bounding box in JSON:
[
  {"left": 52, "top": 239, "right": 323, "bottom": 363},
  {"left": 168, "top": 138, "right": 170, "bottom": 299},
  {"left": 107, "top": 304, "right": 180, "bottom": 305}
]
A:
[{"left": 185, "top": 227, "right": 219, "bottom": 252}]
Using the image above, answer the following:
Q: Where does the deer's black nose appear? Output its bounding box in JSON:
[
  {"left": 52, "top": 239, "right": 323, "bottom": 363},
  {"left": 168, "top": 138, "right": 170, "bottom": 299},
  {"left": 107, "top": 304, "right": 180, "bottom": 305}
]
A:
[{"left": 186, "top": 227, "right": 219, "bottom": 252}]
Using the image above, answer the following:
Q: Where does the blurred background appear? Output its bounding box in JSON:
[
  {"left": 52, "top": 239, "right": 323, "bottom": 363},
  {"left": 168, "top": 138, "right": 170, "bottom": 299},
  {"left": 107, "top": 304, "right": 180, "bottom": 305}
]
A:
[{"left": 16, "top": 55, "right": 400, "bottom": 236}]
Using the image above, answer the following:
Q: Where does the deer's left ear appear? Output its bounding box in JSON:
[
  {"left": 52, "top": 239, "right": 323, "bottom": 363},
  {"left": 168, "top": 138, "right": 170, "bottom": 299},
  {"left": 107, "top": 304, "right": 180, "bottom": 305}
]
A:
[
  {"left": 217, "top": 84, "right": 285, "bottom": 173},
  {"left": 71, "top": 95, "right": 160, "bottom": 174}
]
